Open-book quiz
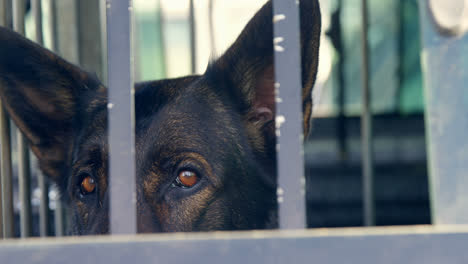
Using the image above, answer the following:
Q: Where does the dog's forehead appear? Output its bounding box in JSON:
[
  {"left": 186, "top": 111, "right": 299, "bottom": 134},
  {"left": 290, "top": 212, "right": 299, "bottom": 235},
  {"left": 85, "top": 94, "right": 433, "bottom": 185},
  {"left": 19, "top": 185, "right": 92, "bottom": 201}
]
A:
[{"left": 135, "top": 79, "right": 240, "bottom": 161}]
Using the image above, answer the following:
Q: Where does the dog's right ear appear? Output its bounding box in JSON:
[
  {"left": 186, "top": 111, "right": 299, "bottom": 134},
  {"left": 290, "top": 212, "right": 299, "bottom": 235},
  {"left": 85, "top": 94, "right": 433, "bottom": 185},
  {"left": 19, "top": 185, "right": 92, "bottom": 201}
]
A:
[{"left": 0, "top": 26, "right": 106, "bottom": 185}]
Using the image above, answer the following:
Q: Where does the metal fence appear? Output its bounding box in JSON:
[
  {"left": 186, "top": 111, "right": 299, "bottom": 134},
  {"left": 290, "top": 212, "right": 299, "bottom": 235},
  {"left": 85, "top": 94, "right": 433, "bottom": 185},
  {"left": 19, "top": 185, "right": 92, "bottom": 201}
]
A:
[{"left": 1, "top": 0, "right": 468, "bottom": 263}]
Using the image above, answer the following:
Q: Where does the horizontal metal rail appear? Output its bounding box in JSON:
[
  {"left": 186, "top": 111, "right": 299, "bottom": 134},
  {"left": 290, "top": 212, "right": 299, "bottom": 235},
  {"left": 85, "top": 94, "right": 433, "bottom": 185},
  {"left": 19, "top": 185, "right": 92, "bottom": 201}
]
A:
[{"left": 1, "top": 226, "right": 468, "bottom": 263}]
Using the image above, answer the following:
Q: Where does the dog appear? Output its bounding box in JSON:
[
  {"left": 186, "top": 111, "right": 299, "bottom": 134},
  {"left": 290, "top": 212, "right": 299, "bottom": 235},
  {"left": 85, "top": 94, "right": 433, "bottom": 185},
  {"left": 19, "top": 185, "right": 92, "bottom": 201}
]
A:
[{"left": 0, "top": 0, "right": 320, "bottom": 235}]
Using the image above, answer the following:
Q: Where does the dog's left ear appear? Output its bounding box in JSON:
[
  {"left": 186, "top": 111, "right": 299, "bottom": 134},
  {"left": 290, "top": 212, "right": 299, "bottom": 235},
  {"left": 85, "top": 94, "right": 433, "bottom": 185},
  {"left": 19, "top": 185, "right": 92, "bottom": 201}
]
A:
[
  {"left": 0, "top": 26, "right": 105, "bottom": 185},
  {"left": 211, "top": 0, "right": 321, "bottom": 136}
]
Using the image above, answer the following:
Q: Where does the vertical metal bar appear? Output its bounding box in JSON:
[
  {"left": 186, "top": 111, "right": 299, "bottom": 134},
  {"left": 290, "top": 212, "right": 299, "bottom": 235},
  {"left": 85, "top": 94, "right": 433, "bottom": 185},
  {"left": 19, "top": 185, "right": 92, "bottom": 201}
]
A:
[
  {"left": 46, "top": 0, "right": 57, "bottom": 51},
  {"left": 331, "top": 0, "right": 348, "bottom": 160},
  {"left": 12, "top": 0, "right": 24, "bottom": 32},
  {"left": 45, "top": 0, "right": 65, "bottom": 236},
  {"left": 0, "top": 0, "right": 8, "bottom": 26},
  {"left": 188, "top": 0, "right": 196, "bottom": 74},
  {"left": 106, "top": 0, "right": 137, "bottom": 235},
  {"left": 32, "top": 0, "right": 44, "bottom": 44},
  {"left": 17, "top": 135, "right": 32, "bottom": 237},
  {"left": 0, "top": 0, "right": 13, "bottom": 237},
  {"left": 0, "top": 0, "right": 14, "bottom": 240},
  {"left": 0, "top": 0, "right": 11, "bottom": 28},
  {"left": 0, "top": 0, "right": 7, "bottom": 239},
  {"left": 0, "top": 106, "right": 13, "bottom": 239},
  {"left": 32, "top": 0, "right": 50, "bottom": 237},
  {"left": 208, "top": 0, "right": 216, "bottom": 55},
  {"left": 38, "top": 171, "right": 49, "bottom": 236},
  {"left": 157, "top": 0, "right": 167, "bottom": 78},
  {"left": 272, "top": 0, "right": 306, "bottom": 229},
  {"left": 55, "top": 0, "right": 79, "bottom": 63},
  {"left": 77, "top": 0, "right": 104, "bottom": 80},
  {"left": 360, "top": 0, "right": 375, "bottom": 227},
  {"left": 14, "top": 0, "right": 33, "bottom": 237},
  {"left": 99, "top": 0, "right": 108, "bottom": 85},
  {"left": 54, "top": 187, "right": 64, "bottom": 236},
  {"left": 419, "top": 0, "right": 468, "bottom": 224},
  {"left": 395, "top": 0, "right": 405, "bottom": 111}
]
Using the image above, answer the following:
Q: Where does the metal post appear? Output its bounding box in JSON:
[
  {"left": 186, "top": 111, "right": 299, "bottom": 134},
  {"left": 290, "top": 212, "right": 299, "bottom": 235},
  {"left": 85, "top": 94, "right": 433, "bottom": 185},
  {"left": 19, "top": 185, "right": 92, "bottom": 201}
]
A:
[
  {"left": 32, "top": 0, "right": 43, "bottom": 44},
  {"left": 0, "top": 0, "right": 8, "bottom": 240},
  {"left": 189, "top": 0, "right": 196, "bottom": 74},
  {"left": 17, "top": 135, "right": 32, "bottom": 237},
  {"left": 32, "top": 0, "right": 50, "bottom": 237},
  {"left": 45, "top": 0, "right": 65, "bottom": 236},
  {"left": 208, "top": 0, "right": 216, "bottom": 55},
  {"left": 106, "top": 0, "right": 137, "bottom": 234},
  {"left": 77, "top": 0, "right": 104, "bottom": 80},
  {"left": 360, "top": 0, "right": 375, "bottom": 226},
  {"left": 395, "top": 0, "right": 405, "bottom": 111},
  {"left": 54, "top": 187, "right": 64, "bottom": 236},
  {"left": 54, "top": 0, "right": 79, "bottom": 63},
  {"left": 13, "top": 0, "right": 33, "bottom": 238},
  {"left": 99, "top": 0, "right": 108, "bottom": 85},
  {"left": 272, "top": 0, "right": 307, "bottom": 229},
  {"left": 157, "top": 0, "right": 167, "bottom": 78},
  {"left": 329, "top": 0, "right": 348, "bottom": 159},
  {"left": 46, "top": 0, "right": 57, "bottom": 51},
  {"left": 0, "top": 105, "right": 13, "bottom": 239},
  {"left": 420, "top": 0, "right": 468, "bottom": 224},
  {"left": 0, "top": 0, "right": 10, "bottom": 26}
]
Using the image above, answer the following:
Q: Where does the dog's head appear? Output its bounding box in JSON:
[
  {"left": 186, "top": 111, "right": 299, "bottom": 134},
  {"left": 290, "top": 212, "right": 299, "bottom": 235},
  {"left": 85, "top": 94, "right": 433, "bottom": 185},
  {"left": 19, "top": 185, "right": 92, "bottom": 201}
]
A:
[{"left": 0, "top": 0, "right": 320, "bottom": 235}]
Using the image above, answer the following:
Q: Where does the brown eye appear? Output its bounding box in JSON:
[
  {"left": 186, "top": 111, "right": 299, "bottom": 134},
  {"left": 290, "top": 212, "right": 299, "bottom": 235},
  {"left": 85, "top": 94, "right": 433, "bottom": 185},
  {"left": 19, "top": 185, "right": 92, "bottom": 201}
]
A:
[
  {"left": 176, "top": 170, "right": 199, "bottom": 188},
  {"left": 80, "top": 176, "right": 96, "bottom": 195}
]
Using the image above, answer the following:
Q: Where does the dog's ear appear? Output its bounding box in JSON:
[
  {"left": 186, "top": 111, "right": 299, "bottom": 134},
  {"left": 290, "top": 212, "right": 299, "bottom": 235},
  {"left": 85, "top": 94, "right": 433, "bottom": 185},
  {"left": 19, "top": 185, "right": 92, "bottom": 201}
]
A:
[
  {"left": 211, "top": 0, "right": 321, "bottom": 136},
  {"left": 0, "top": 26, "right": 105, "bottom": 184}
]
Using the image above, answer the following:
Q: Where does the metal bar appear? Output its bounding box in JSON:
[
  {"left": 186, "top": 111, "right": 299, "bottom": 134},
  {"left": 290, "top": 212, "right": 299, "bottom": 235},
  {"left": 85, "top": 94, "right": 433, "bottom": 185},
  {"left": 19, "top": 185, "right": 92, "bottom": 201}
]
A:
[
  {"left": 38, "top": 172, "right": 49, "bottom": 236},
  {"left": 208, "top": 0, "right": 216, "bottom": 55},
  {"left": 53, "top": 187, "right": 64, "bottom": 236},
  {"left": 331, "top": 0, "right": 348, "bottom": 160},
  {"left": 45, "top": 0, "right": 66, "bottom": 236},
  {"left": 32, "top": 0, "right": 50, "bottom": 237},
  {"left": 157, "top": 0, "right": 167, "bottom": 78},
  {"left": 272, "top": 0, "right": 306, "bottom": 229},
  {"left": 17, "top": 135, "right": 32, "bottom": 237},
  {"left": 55, "top": 0, "right": 79, "bottom": 63},
  {"left": 360, "top": 0, "right": 375, "bottom": 227},
  {"left": 32, "top": 0, "right": 44, "bottom": 44},
  {"left": 2, "top": 226, "right": 468, "bottom": 263},
  {"left": 188, "top": 0, "right": 196, "bottom": 74},
  {"left": 419, "top": 0, "right": 468, "bottom": 224},
  {"left": 46, "top": 0, "right": 57, "bottom": 51},
  {"left": 106, "top": 0, "right": 137, "bottom": 235},
  {"left": 0, "top": 0, "right": 8, "bottom": 240},
  {"left": 99, "top": 0, "right": 108, "bottom": 85},
  {"left": 395, "top": 0, "right": 405, "bottom": 111},
  {"left": 0, "top": 0, "right": 9, "bottom": 26},
  {"left": 0, "top": 106, "right": 13, "bottom": 239},
  {"left": 13, "top": 0, "right": 33, "bottom": 238},
  {"left": 12, "top": 0, "right": 24, "bottom": 33},
  {"left": 77, "top": 0, "right": 104, "bottom": 80},
  {"left": 0, "top": 0, "right": 13, "bottom": 237}
]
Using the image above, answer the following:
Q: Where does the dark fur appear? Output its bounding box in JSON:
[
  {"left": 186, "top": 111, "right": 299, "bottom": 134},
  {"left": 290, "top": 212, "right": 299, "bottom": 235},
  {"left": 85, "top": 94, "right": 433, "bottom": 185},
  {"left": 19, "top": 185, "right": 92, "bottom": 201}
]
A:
[{"left": 0, "top": 0, "right": 321, "bottom": 235}]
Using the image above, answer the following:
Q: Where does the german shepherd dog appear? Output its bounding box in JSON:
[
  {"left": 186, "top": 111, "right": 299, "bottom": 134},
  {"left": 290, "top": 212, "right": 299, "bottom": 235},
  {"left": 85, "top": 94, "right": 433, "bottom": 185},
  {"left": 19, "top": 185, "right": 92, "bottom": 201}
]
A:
[{"left": 0, "top": 0, "right": 320, "bottom": 235}]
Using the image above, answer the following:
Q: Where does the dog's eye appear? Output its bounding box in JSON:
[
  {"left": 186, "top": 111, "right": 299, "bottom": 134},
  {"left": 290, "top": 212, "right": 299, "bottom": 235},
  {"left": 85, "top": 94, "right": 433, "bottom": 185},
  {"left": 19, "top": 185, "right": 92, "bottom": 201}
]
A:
[
  {"left": 80, "top": 175, "right": 96, "bottom": 195},
  {"left": 174, "top": 170, "right": 199, "bottom": 188}
]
